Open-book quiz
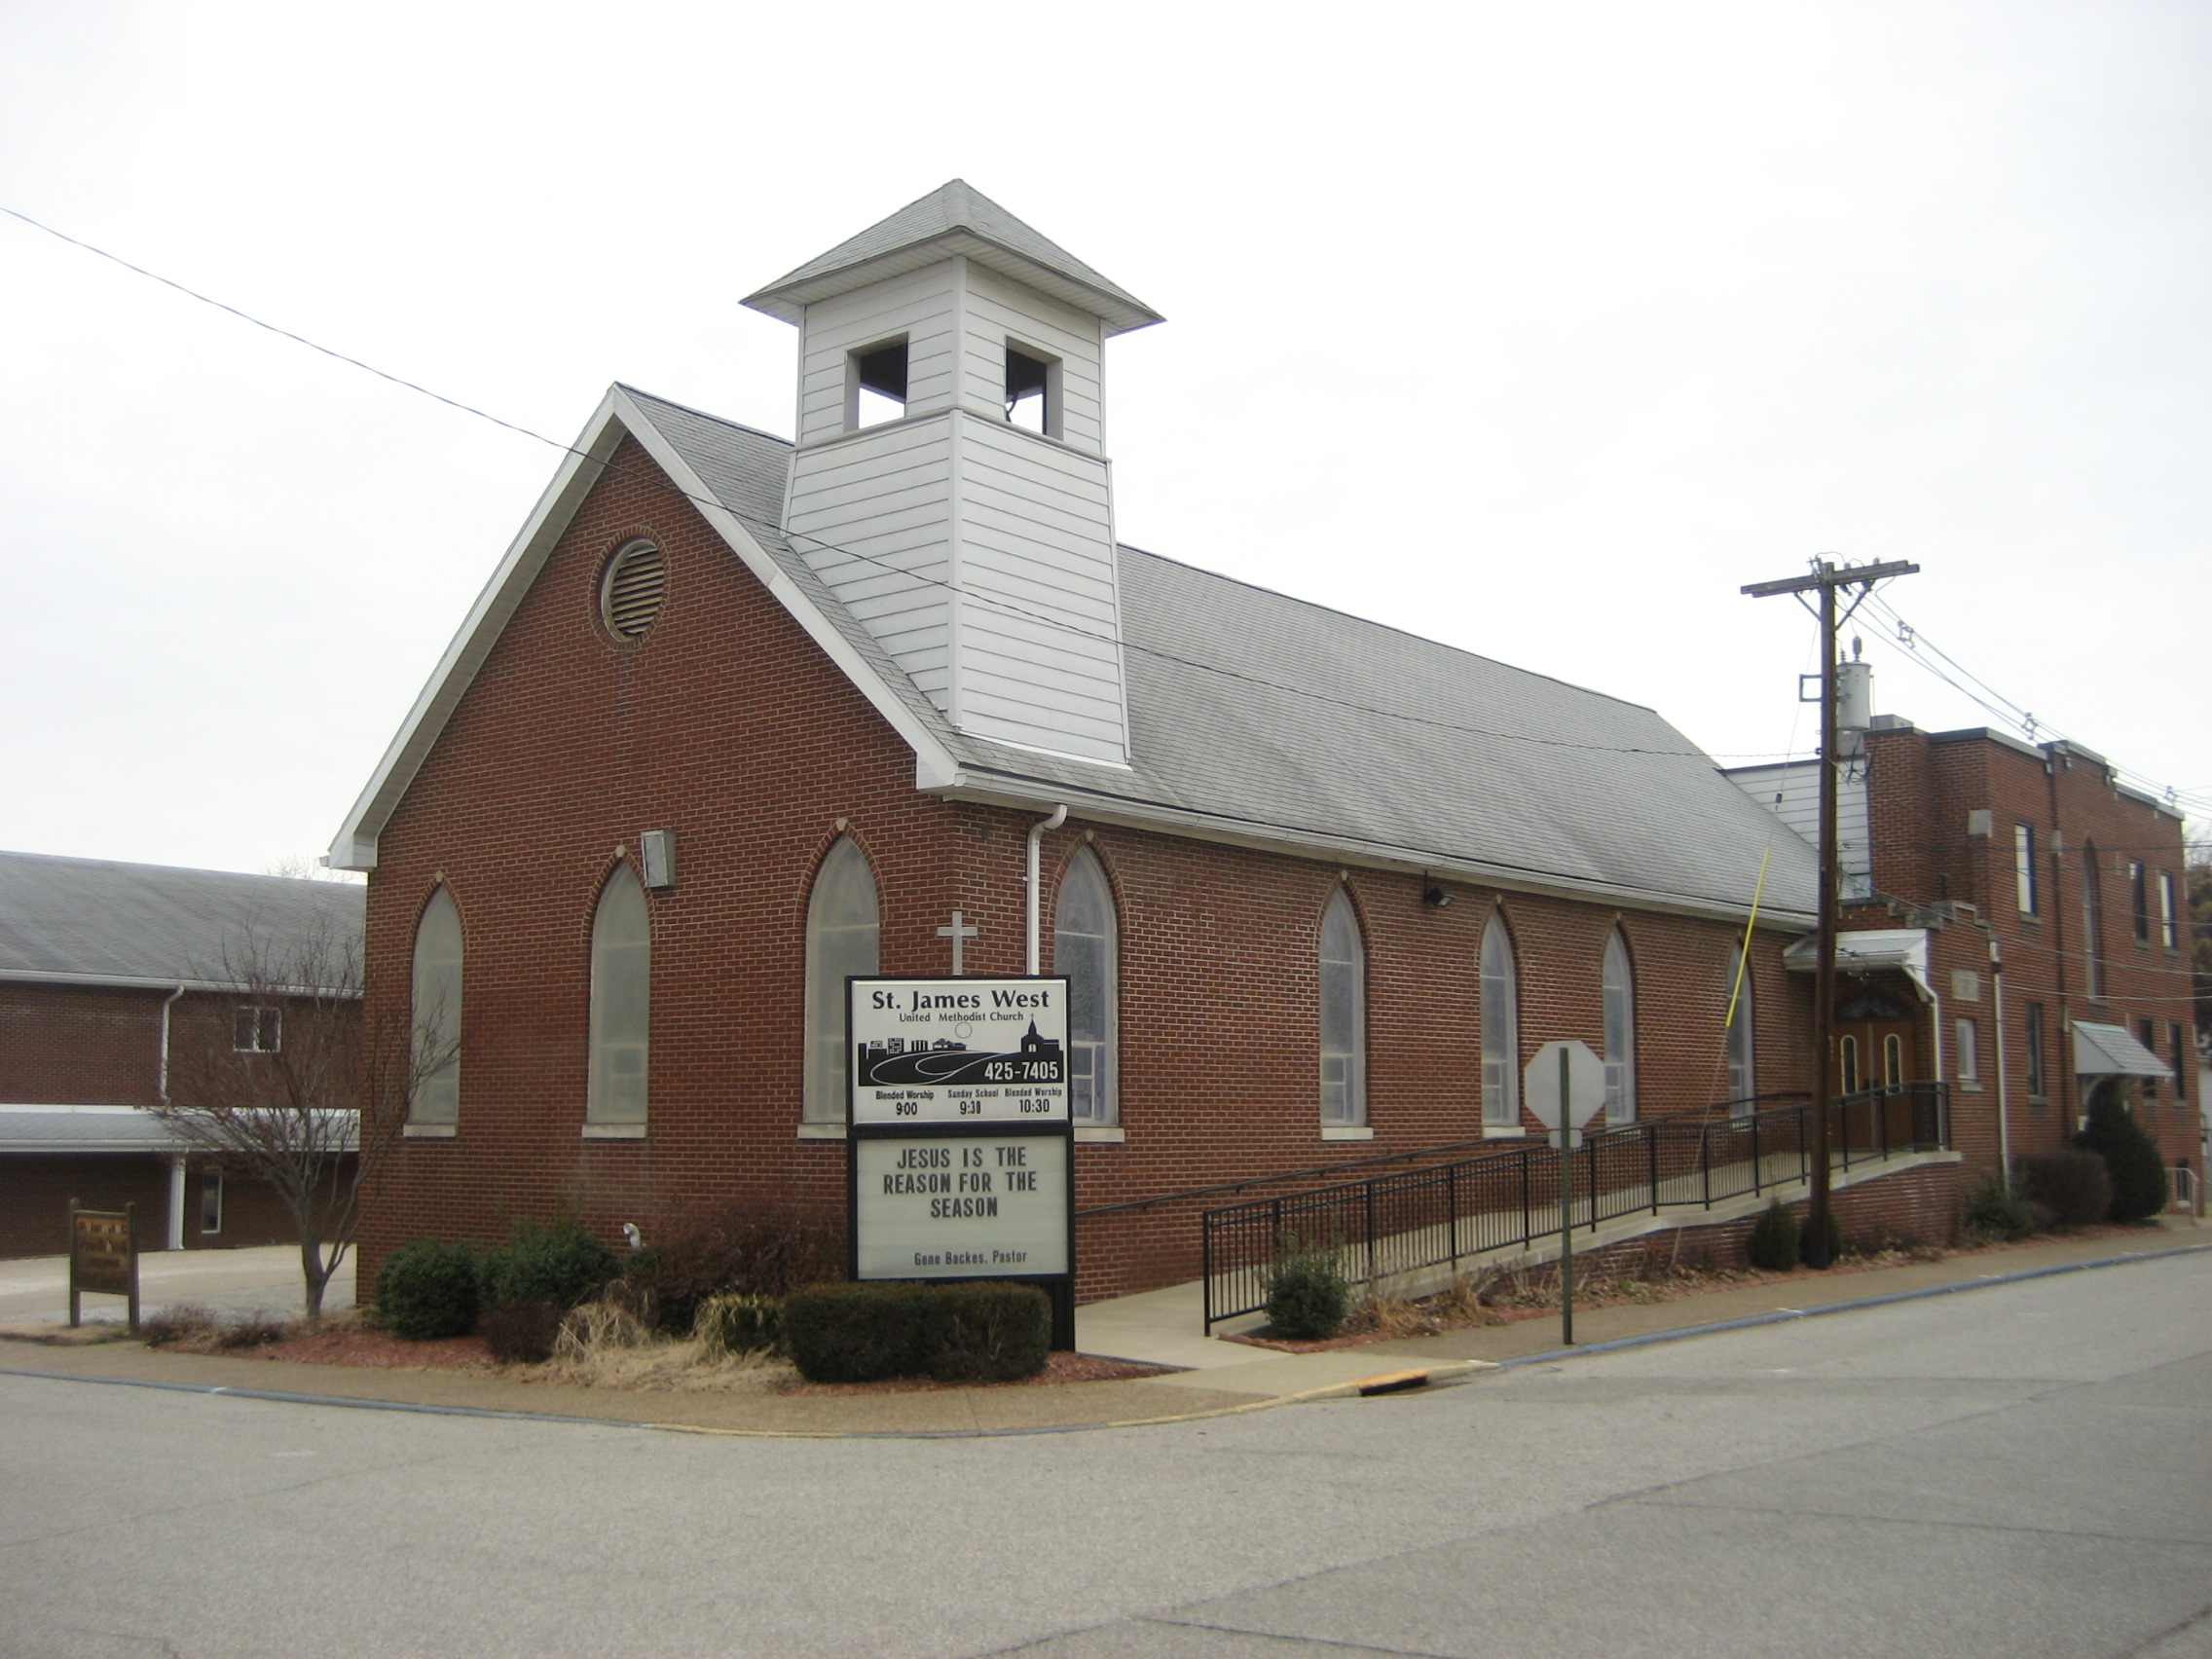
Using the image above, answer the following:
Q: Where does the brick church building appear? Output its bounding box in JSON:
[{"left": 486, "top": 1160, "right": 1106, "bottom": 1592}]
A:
[{"left": 335, "top": 181, "right": 1862, "bottom": 1299}]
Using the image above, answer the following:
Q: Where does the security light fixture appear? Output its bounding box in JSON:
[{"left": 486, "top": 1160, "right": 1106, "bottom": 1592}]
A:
[{"left": 1423, "top": 883, "right": 1455, "bottom": 908}]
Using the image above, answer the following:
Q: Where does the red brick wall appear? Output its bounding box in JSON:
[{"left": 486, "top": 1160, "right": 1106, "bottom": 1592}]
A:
[
  {"left": 0, "top": 1154, "right": 334, "bottom": 1258},
  {"left": 0, "top": 983, "right": 165, "bottom": 1105},
  {"left": 355, "top": 435, "right": 1819, "bottom": 1299}
]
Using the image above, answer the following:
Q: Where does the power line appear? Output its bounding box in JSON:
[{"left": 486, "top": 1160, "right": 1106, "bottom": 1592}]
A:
[{"left": 3, "top": 203, "right": 1822, "bottom": 769}]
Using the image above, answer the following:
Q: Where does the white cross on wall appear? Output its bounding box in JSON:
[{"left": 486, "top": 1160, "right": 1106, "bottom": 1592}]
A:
[{"left": 937, "top": 908, "right": 979, "bottom": 975}]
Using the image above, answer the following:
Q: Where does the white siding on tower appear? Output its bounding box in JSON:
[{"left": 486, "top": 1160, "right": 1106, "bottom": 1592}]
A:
[
  {"left": 1726, "top": 759, "right": 1871, "bottom": 900},
  {"left": 793, "top": 264, "right": 963, "bottom": 447},
  {"left": 955, "top": 264, "right": 1106, "bottom": 454}
]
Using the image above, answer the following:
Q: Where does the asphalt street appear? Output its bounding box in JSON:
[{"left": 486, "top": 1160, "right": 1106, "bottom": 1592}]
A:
[{"left": 2, "top": 1251, "right": 2206, "bottom": 1659}]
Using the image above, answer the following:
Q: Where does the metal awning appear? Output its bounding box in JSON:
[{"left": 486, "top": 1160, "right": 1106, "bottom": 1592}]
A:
[
  {"left": 1784, "top": 929, "right": 1935, "bottom": 1003},
  {"left": 2073, "top": 1021, "right": 2174, "bottom": 1080}
]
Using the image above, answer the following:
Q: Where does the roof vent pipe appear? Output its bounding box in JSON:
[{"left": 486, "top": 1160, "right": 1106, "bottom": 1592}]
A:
[{"left": 1025, "top": 805, "right": 1069, "bottom": 974}]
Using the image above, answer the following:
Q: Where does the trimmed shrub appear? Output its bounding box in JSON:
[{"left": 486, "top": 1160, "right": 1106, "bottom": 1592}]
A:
[
  {"left": 2016, "top": 1150, "right": 2112, "bottom": 1231},
  {"left": 377, "top": 1238, "right": 481, "bottom": 1340},
  {"left": 1964, "top": 1174, "right": 2035, "bottom": 1242},
  {"left": 784, "top": 1282, "right": 931, "bottom": 1382},
  {"left": 694, "top": 1293, "right": 785, "bottom": 1358},
  {"left": 1800, "top": 1207, "right": 1844, "bottom": 1269},
  {"left": 480, "top": 1219, "right": 620, "bottom": 1312},
  {"left": 1264, "top": 1240, "right": 1352, "bottom": 1340},
  {"left": 917, "top": 1282, "right": 1051, "bottom": 1382},
  {"left": 2077, "top": 1092, "right": 2169, "bottom": 1224},
  {"left": 481, "top": 1299, "right": 563, "bottom": 1364},
  {"left": 1746, "top": 1199, "right": 1800, "bottom": 1271},
  {"left": 624, "top": 1204, "right": 846, "bottom": 1336}
]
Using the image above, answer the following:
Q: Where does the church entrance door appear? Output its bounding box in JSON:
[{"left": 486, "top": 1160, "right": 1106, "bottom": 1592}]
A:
[{"left": 1834, "top": 988, "right": 1919, "bottom": 1152}]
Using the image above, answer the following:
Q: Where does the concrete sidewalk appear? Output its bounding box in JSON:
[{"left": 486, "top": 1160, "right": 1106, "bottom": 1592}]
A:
[{"left": 2, "top": 1220, "right": 2201, "bottom": 1436}]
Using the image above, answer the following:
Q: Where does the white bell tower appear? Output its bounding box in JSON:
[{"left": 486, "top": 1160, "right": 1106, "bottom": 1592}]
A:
[{"left": 744, "top": 181, "right": 1161, "bottom": 766}]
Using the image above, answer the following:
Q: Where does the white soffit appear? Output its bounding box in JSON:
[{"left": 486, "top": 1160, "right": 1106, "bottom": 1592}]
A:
[{"left": 1786, "top": 928, "right": 1935, "bottom": 1001}]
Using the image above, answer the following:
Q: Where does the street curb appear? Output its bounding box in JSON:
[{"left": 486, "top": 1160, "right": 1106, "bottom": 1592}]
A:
[{"left": 1493, "top": 1241, "right": 2212, "bottom": 1369}]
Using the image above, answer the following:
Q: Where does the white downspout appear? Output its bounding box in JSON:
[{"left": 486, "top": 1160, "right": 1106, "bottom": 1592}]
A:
[
  {"left": 1025, "top": 805, "right": 1068, "bottom": 974},
  {"left": 158, "top": 984, "right": 186, "bottom": 1250}
]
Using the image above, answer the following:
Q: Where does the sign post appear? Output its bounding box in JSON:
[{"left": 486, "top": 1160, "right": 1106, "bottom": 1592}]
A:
[
  {"left": 847, "top": 976, "right": 1076, "bottom": 1347},
  {"left": 1524, "top": 1040, "right": 1604, "bottom": 1346},
  {"left": 68, "top": 1198, "right": 140, "bottom": 1333}
]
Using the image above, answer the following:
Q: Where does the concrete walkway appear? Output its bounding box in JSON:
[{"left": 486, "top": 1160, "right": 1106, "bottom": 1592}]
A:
[{"left": 2, "top": 1220, "right": 2200, "bottom": 1436}]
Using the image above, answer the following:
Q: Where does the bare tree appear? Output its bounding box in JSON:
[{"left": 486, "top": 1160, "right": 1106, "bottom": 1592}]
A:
[{"left": 153, "top": 917, "right": 444, "bottom": 1320}]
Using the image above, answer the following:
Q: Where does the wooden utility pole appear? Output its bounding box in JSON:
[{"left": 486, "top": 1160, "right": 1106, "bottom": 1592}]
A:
[{"left": 1743, "top": 557, "right": 1918, "bottom": 1267}]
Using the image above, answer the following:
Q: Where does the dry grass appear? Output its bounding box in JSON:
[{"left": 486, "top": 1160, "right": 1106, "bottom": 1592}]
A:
[
  {"left": 140, "top": 1304, "right": 294, "bottom": 1352},
  {"left": 516, "top": 1292, "right": 793, "bottom": 1391}
]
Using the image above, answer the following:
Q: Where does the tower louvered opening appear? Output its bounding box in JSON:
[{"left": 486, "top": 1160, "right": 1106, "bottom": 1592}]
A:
[{"left": 602, "top": 541, "right": 666, "bottom": 640}]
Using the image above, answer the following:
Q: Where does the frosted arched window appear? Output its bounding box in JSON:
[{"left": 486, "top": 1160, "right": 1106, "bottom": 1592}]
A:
[
  {"left": 1603, "top": 930, "right": 1636, "bottom": 1124},
  {"left": 1054, "top": 850, "right": 1118, "bottom": 1125},
  {"left": 588, "top": 865, "right": 650, "bottom": 1125},
  {"left": 1481, "top": 915, "right": 1519, "bottom": 1126},
  {"left": 804, "top": 837, "right": 879, "bottom": 1124},
  {"left": 1319, "top": 891, "right": 1367, "bottom": 1126},
  {"left": 1725, "top": 944, "right": 1755, "bottom": 1114},
  {"left": 409, "top": 887, "right": 462, "bottom": 1125}
]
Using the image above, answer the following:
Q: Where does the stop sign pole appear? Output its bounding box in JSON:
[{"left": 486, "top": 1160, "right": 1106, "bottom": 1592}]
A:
[{"left": 1527, "top": 1040, "right": 1605, "bottom": 1346}]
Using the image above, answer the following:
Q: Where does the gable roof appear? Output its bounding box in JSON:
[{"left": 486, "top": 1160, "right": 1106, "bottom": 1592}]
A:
[
  {"left": 742, "top": 179, "right": 1163, "bottom": 336},
  {"left": 334, "top": 387, "right": 1817, "bottom": 927},
  {"left": 0, "top": 850, "right": 364, "bottom": 992}
]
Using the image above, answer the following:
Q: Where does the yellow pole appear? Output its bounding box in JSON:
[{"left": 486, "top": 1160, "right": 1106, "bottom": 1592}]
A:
[{"left": 1722, "top": 846, "right": 1772, "bottom": 1038}]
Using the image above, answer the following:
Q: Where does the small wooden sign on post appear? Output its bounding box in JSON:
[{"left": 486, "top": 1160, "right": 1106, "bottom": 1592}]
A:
[{"left": 68, "top": 1199, "right": 139, "bottom": 1333}]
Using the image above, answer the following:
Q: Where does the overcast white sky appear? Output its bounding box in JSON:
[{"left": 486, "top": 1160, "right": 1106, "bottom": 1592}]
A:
[{"left": 3, "top": 0, "right": 2206, "bottom": 877}]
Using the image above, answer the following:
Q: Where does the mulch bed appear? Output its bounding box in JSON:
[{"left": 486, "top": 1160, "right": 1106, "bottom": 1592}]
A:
[{"left": 157, "top": 1325, "right": 1177, "bottom": 1391}]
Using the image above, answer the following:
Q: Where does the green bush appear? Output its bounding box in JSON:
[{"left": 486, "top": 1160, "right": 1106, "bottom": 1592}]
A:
[
  {"left": 480, "top": 1218, "right": 620, "bottom": 1312},
  {"left": 2016, "top": 1150, "right": 2112, "bottom": 1230},
  {"left": 480, "top": 1299, "right": 563, "bottom": 1364},
  {"left": 1964, "top": 1174, "right": 2036, "bottom": 1242},
  {"left": 1746, "top": 1199, "right": 1800, "bottom": 1271},
  {"left": 2077, "top": 1092, "right": 2168, "bottom": 1224},
  {"left": 1800, "top": 1207, "right": 1844, "bottom": 1269},
  {"left": 376, "top": 1238, "right": 481, "bottom": 1340},
  {"left": 694, "top": 1293, "right": 786, "bottom": 1357},
  {"left": 1263, "top": 1241, "right": 1351, "bottom": 1340},
  {"left": 784, "top": 1282, "right": 932, "bottom": 1382},
  {"left": 781, "top": 1281, "right": 1054, "bottom": 1382},
  {"left": 917, "top": 1282, "right": 1051, "bottom": 1382}
]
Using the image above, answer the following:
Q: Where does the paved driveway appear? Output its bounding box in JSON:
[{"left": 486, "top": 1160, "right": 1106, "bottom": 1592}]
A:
[
  {"left": 0, "top": 1243, "right": 352, "bottom": 1325},
  {"left": 0, "top": 1251, "right": 2205, "bottom": 1658}
]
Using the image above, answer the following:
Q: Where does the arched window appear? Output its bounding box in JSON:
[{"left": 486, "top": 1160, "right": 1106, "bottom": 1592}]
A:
[
  {"left": 1725, "top": 943, "right": 1755, "bottom": 1113},
  {"left": 588, "top": 865, "right": 651, "bottom": 1125},
  {"left": 1481, "top": 914, "right": 1519, "bottom": 1127},
  {"left": 1054, "top": 849, "right": 1118, "bottom": 1125},
  {"left": 1839, "top": 1035, "right": 1862, "bottom": 1095},
  {"left": 804, "top": 837, "right": 879, "bottom": 1124},
  {"left": 1319, "top": 890, "right": 1367, "bottom": 1126},
  {"left": 2082, "top": 843, "right": 2105, "bottom": 1000},
  {"left": 1603, "top": 930, "right": 1636, "bottom": 1124},
  {"left": 409, "top": 887, "right": 462, "bottom": 1125}
]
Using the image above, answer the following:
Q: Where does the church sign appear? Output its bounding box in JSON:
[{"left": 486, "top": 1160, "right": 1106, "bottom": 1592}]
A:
[{"left": 846, "top": 977, "right": 1074, "bottom": 1332}]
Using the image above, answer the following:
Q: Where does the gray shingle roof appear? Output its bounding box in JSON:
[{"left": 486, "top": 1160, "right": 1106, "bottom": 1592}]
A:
[
  {"left": 623, "top": 389, "right": 1820, "bottom": 924},
  {"left": 0, "top": 851, "right": 365, "bottom": 989},
  {"left": 742, "top": 180, "right": 1163, "bottom": 336}
]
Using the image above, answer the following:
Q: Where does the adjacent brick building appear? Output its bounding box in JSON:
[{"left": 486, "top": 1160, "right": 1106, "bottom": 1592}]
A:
[
  {"left": 331, "top": 183, "right": 1851, "bottom": 1301},
  {"left": 0, "top": 851, "right": 363, "bottom": 1257},
  {"left": 1731, "top": 690, "right": 2196, "bottom": 1193}
]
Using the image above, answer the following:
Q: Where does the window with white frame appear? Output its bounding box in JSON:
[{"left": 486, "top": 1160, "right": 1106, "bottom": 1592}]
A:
[
  {"left": 1054, "top": 849, "right": 1118, "bottom": 1125},
  {"left": 2130, "top": 860, "right": 2150, "bottom": 943},
  {"left": 1004, "top": 343, "right": 1059, "bottom": 436},
  {"left": 2160, "top": 870, "right": 2178, "bottom": 949},
  {"left": 409, "top": 887, "right": 462, "bottom": 1124},
  {"left": 232, "top": 1007, "right": 281, "bottom": 1053},
  {"left": 2014, "top": 824, "right": 2037, "bottom": 913},
  {"left": 1603, "top": 930, "right": 1636, "bottom": 1124},
  {"left": 2024, "top": 1002, "right": 2047, "bottom": 1098},
  {"left": 1319, "top": 890, "right": 1367, "bottom": 1126},
  {"left": 199, "top": 1170, "right": 223, "bottom": 1235},
  {"left": 2083, "top": 844, "right": 2105, "bottom": 999},
  {"left": 848, "top": 338, "right": 908, "bottom": 430},
  {"left": 1956, "top": 1016, "right": 1980, "bottom": 1084},
  {"left": 1725, "top": 944, "right": 1755, "bottom": 1111},
  {"left": 1481, "top": 914, "right": 1520, "bottom": 1126},
  {"left": 587, "top": 864, "right": 650, "bottom": 1126},
  {"left": 804, "top": 837, "right": 879, "bottom": 1124}
]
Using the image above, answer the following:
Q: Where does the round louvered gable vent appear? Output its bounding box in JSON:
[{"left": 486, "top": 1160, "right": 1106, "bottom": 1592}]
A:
[{"left": 602, "top": 541, "right": 666, "bottom": 640}]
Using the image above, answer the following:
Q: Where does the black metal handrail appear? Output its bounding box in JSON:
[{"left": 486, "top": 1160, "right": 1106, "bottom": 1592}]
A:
[{"left": 1198, "top": 1083, "right": 1947, "bottom": 1330}]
